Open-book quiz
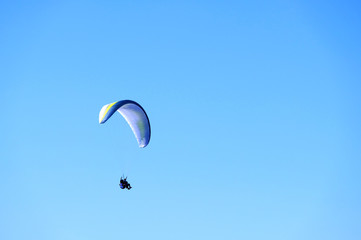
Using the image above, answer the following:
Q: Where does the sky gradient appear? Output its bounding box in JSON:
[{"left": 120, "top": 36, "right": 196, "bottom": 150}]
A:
[{"left": 1, "top": 1, "right": 361, "bottom": 239}]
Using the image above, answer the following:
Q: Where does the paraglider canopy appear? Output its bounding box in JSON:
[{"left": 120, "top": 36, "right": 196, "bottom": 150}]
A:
[{"left": 99, "top": 100, "right": 151, "bottom": 148}]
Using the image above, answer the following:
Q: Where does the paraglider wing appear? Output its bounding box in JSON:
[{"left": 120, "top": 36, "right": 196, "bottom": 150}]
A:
[{"left": 99, "top": 100, "right": 151, "bottom": 148}]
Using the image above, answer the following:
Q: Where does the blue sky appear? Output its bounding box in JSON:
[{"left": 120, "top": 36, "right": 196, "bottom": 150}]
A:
[{"left": 1, "top": 1, "right": 361, "bottom": 239}]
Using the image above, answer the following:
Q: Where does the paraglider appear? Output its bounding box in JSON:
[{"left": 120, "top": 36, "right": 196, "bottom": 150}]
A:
[
  {"left": 99, "top": 100, "right": 151, "bottom": 190},
  {"left": 119, "top": 176, "right": 132, "bottom": 190},
  {"left": 99, "top": 100, "right": 151, "bottom": 147}
]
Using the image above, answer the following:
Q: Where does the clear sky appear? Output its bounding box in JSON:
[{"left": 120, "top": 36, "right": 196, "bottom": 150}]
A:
[{"left": 1, "top": 1, "right": 361, "bottom": 239}]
